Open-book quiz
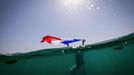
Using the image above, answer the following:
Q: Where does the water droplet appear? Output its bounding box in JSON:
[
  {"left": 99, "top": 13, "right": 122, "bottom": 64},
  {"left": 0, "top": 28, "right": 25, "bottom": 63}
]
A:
[
  {"left": 95, "top": 6, "right": 99, "bottom": 10},
  {"left": 91, "top": 4, "right": 94, "bottom": 7}
]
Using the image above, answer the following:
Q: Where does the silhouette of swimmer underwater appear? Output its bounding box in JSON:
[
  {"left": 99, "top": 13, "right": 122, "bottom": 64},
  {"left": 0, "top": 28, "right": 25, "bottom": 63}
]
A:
[
  {"left": 70, "top": 51, "right": 87, "bottom": 75},
  {"left": 69, "top": 39, "right": 87, "bottom": 75}
]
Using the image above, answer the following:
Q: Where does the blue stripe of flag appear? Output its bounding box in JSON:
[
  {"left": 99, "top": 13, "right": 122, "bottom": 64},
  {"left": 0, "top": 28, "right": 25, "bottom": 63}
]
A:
[{"left": 61, "top": 39, "right": 81, "bottom": 45}]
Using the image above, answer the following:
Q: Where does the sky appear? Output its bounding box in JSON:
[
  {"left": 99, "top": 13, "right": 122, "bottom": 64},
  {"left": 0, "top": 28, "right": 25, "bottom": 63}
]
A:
[{"left": 0, "top": 0, "right": 134, "bottom": 54}]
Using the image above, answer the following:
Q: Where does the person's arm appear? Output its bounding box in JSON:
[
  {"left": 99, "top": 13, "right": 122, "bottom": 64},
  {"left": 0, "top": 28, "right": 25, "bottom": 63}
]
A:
[{"left": 82, "top": 39, "right": 86, "bottom": 45}]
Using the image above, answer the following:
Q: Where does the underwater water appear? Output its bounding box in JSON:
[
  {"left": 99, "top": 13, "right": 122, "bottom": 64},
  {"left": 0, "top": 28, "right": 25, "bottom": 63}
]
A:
[{"left": 0, "top": 33, "right": 134, "bottom": 75}]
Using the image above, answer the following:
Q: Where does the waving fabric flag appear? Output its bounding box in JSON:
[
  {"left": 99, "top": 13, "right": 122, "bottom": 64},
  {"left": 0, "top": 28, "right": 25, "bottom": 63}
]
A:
[
  {"left": 41, "top": 35, "right": 62, "bottom": 45},
  {"left": 41, "top": 35, "right": 82, "bottom": 46}
]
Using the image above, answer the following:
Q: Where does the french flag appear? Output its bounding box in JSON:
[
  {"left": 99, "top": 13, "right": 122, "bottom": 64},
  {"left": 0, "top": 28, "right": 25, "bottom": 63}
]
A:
[{"left": 41, "top": 35, "right": 82, "bottom": 46}]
